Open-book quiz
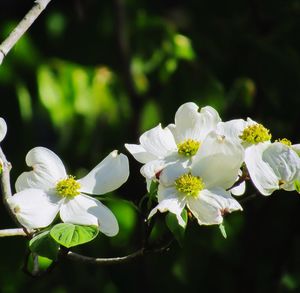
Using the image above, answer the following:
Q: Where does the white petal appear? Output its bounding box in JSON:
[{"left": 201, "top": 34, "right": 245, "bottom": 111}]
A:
[
  {"left": 139, "top": 124, "right": 177, "bottom": 158},
  {"left": 230, "top": 181, "right": 246, "bottom": 196},
  {"left": 171, "top": 103, "right": 221, "bottom": 143},
  {"left": 187, "top": 188, "right": 242, "bottom": 225},
  {"left": 78, "top": 151, "right": 129, "bottom": 195},
  {"left": 292, "top": 144, "right": 300, "bottom": 156},
  {"left": 7, "top": 189, "right": 61, "bottom": 229},
  {"left": 229, "top": 170, "right": 246, "bottom": 196},
  {"left": 60, "top": 194, "right": 119, "bottom": 236},
  {"left": 148, "top": 186, "right": 186, "bottom": 227},
  {"left": 140, "top": 159, "right": 166, "bottom": 180},
  {"left": 245, "top": 144, "right": 279, "bottom": 195},
  {"left": 15, "top": 147, "right": 67, "bottom": 192},
  {"left": 125, "top": 143, "right": 157, "bottom": 163},
  {"left": 262, "top": 143, "right": 300, "bottom": 191},
  {"left": 197, "top": 106, "right": 222, "bottom": 138},
  {"left": 216, "top": 119, "right": 247, "bottom": 143},
  {"left": 192, "top": 131, "right": 244, "bottom": 189},
  {"left": 0, "top": 117, "right": 7, "bottom": 142}
]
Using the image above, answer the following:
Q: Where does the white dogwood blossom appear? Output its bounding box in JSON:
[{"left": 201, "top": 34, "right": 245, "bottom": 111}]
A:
[
  {"left": 245, "top": 141, "right": 300, "bottom": 195},
  {"left": 148, "top": 132, "right": 244, "bottom": 227},
  {"left": 125, "top": 102, "right": 221, "bottom": 180},
  {"left": 8, "top": 147, "right": 129, "bottom": 236},
  {"left": 0, "top": 117, "right": 7, "bottom": 143},
  {"left": 216, "top": 118, "right": 272, "bottom": 147},
  {"left": 216, "top": 117, "right": 273, "bottom": 195}
]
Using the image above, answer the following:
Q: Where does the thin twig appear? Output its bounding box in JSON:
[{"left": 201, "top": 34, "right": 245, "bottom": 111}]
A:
[
  {"left": 65, "top": 248, "right": 145, "bottom": 265},
  {"left": 0, "top": 0, "right": 52, "bottom": 65},
  {"left": 0, "top": 147, "right": 32, "bottom": 234},
  {"left": 0, "top": 147, "right": 16, "bottom": 222},
  {"left": 227, "top": 166, "right": 250, "bottom": 192},
  {"left": 0, "top": 228, "right": 29, "bottom": 237},
  {"left": 32, "top": 253, "right": 40, "bottom": 275},
  {"left": 65, "top": 239, "right": 173, "bottom": 265},
  {"left": 0, "top": 148, "right": 12, "bottom": 200}
]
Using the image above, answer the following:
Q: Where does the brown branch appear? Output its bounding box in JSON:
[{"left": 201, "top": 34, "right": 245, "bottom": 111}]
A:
[
  {"left": 64, "top": 239, "right": 173, "bottom": 265},
  {"left": 0, "top": 147, "right": 32, "bottom": 234},
  {"left": 0, "top": 0, "right": 52, "bottom": 65},
  {"left": 0, "top": 228, "right": 30, "bottom": 237},
  {"left": 0, "top": 147, "right": 16, "bottom": 223},
  {"left": 227, "top": 165, "right": 250, "bottom": 191},
  {"left": 65, "top": 248, "right": 145, "bottom": 265}
]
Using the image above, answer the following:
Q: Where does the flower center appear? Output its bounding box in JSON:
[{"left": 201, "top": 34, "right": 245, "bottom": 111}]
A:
[
  {"left": 177, "top": 139, "right": 200, "bottom": 157},
  {"left": 275, "top": 138, "right": 292, "bottom": 147},
  {"left": 239, "top": 124, "right": 272, "bottom": 144},
  {"left": 56, "top": 175, "right": 81, "bottom": 198},
  {"left": 175, "top": 173, "right": 205, "bottom": 197}
]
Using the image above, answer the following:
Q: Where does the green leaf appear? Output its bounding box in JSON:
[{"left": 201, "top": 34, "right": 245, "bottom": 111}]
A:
[
  {"left": 29, "top": 231, "right": 59, "bottom": 260},
  {"left": 149, "top": 180, "right": 159, "bottom": 199},
  {"left": 25, "top": 253, "right": 54, "bottom": 274},
  {"left": 140, "top": 100, "right": 161, "bottom": 132},
  {"left": 219, "top": 223, "right": 227, "bottom": 239},
  {"left": 50, "top": 223, "right": 99, "bottom": 248},
  {"left": 146, "top": 180, "right": 159, "bottom": 210},
  {"left": 173, "top": 34, "right": 195, "bottom": 61},
  {"left": 165, "top": 210, "right": 188, "bottom": 247},
  {"left": 294, "top": 180, "right": 300, "bottom": 193}
]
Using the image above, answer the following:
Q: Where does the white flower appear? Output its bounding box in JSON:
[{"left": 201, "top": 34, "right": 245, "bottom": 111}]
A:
[
  {"left": 148, "top": 132, "right": 244, "bottom": 227},
  {"left": 216, "top": 117, "right": 272, "bottom": 195},
  {"left": 125, "top": 102, "right": 221, "bottom": 180},
  {"left": 7, "top": 147, "right": 129, "bottom": 236},
  {"left": 216, "top": 118, "right": 272, "bottom": 147},
  {"left": 245, "top": 142, "right": 300, "bottom": 195},
  {"left": 0, "top": 117, "right": 7, "bottom": 143}
]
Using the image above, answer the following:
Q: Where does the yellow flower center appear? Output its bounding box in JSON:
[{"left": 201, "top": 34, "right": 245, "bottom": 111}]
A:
[
  {"left": 175, "top": 173, "right": 205, "bottom": 197},
  {"left": 239, "top": 124, "right": 272, "bottom": 144},
  {"left": 177, "top": 139, "right": 201, "bottom": 157},
  {"left": 56, "top": 175, "right": 81, "bottom": 198},
  {"left": 275, "top": 138, "right": 292, "bottom": 147}
]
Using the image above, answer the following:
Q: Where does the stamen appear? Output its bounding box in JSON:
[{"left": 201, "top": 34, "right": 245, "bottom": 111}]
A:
[
  {"left": 275, "top": 138, "right": 292, "bottom": 147},
  {"left": 56, "top": 175, "right": 81, "bottom": 198},
  {"left": 239, "top": 123, "right": 271, "bottom": 144},
  {"left": 175, "top": 173, "right": 205, "bottom": 197},
  {"left": 177, "top": 139, "right": 200, "bottom": 157}
]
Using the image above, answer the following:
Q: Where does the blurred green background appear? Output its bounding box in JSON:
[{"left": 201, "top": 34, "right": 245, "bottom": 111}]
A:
[{"left": 1, "top": 0, "right": 300, "bottom": 292}]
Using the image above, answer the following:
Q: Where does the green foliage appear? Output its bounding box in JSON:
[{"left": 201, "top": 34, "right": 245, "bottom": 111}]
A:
[
  {"left": 1, "top": 0, "right": 300, "bottom": 291},
  {"left": 37, "top": 61, "right": 123, "bottom": 135},
  {"left": 294, "top": 180, "right": 300, "bottom": 193},
  {"left": 166, "top": 210, "right": 188, "bottom": 246},
  {"left": 25, "top": 253, "right": 54, "bottom": 275},
  {"left": 140, "top": 100, "right": 161, "bottom": 132},
  {"left": 29, "top": 230, "right": 59, "bottom": 260},
  {"left": 218, "top": 223, "right": 227, "bottom": 239},
  {"left": 16, "top": 82, "right": 33, "bottom": 122},
  {"left": 50, "top": 223, "right": 99, "bottom": 248},
  {"left": 107, "top": 199, "right": 138, "bottom": 246}
]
